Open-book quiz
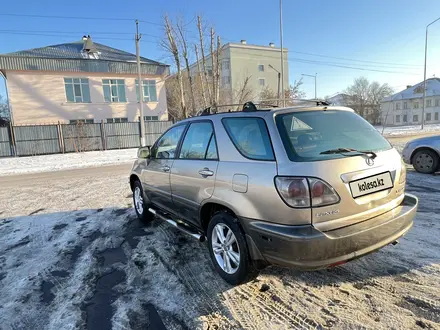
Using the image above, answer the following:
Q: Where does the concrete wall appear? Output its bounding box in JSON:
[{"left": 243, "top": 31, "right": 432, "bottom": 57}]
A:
[
  {"left": 381, "top": 97, "right": 440, "bottom": 126},
  {"left": 5, "top": 71, "right": 168, "bottom": 125}
]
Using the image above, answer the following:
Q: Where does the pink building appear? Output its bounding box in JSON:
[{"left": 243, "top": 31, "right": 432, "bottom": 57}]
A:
[{"left": 0, "top": 36, "right": 169, "bottom": 125}]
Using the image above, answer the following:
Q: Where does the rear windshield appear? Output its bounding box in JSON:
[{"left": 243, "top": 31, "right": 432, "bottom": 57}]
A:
[{"left": 275, "top": 110, "right": 391, "bottom": 162}]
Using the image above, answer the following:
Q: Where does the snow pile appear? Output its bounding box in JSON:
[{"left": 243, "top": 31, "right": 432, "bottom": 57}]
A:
[
  {"left": 0, "top": 148, "right": 137, "bottom": 176},
  {"left": 376, "top": 123, "right": 440, "bottom": 137}
]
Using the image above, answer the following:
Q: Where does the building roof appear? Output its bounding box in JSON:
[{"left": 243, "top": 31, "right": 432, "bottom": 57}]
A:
[
  {"left": 5, "top": 38, "right": 163, "bottom": 65},
  {"left": 0, "top": 36, "right": 169, "bottom": 75},
  {"left": 382, "top": 78, "right": 440, "bottom": 102}
]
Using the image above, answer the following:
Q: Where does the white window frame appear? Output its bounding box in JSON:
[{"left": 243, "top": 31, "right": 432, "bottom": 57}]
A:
[
  {"left": 69, "top": 119, "right": 94, "bottom": 124},
  {"left": 395, "top": 115, "right": 400, "bottom": 123},
  {"left": 413, "top": 101, "right": 419, "bottom": 109},
  {"left": 426, "top": 99, "right": 432, "bottom": 107},
  {"left": 103, "top": 79, "right": 126, "bottom": 103},
  {"left": 403, "top": 102, "right": 408, "bottom": 109},
  {"left": 259, "top": 78, "right": 265, "bottom": 87},
  {"left": 143, "top": 116, "right": 159, "bottom": 121},
  {"left": 395, "top": 103, "right": 401, "bottom": 110},
  {"left": 135, "top": 79, "right": 158, "bottom": 102},
  {"left": 64, "top": 78, "right": 90, "bottom": 103},
  {"left": 258, "top": 64, "right": 264, "bottom": 72},
  {"left": 435, "top": 99, "right": 439, "bottom": 107},
  {"left": 106, "top": 117, "right": 128, "bottom": 123}
]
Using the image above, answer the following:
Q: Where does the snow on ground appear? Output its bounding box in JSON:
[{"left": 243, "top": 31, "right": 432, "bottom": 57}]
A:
[
  {"left": 0, "top": 148, "right": 137, "bottom": 176},
  {"left": 376, "top": 123, "right": 440, "bottom": 137},
  {"left": 0, "top": 166, "right": 439, "bottom": 329}
]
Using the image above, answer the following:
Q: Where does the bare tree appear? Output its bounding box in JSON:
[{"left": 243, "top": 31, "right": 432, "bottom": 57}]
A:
[
  {"left": 215, "top": 36, "right": 221, "bottom": 106},
  {"left": 284, "top": 79, "right": 306, "bottom": 105},
  {"left": 259, "top": 86, "right": 278, "bottom": 106},
  {"left": 194, "top": 45, "right": 207, "bottom": 108},
  {"left": 344, "top": 77, "right": 393, "bottom": 124},
  {"left": 162, "top": 15, "right": 187, "bottom": 119},
  {"left": 197, "top": 16, "right": 212, "bottom": 104},
  {"left": 0, "top": 95, "right": 9, "bottom": 126},
  {"left": 235, "top": 76, "right": 254, "bottom": 106},
  {"left": 210, "top": 27, "right": 216, "bottom": 107},
  {"left": 176, "top": 20, "right": 196, "bottom": 115}
]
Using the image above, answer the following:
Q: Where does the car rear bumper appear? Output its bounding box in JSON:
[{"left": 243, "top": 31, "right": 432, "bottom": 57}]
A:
[{"left": 241, "top": 193, "right": 418, "bottom": 270}]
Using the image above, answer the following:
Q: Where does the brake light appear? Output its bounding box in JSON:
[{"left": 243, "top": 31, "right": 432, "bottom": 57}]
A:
[
  {"left": 275, "top": 177, "right": 340, "bottom": 208},
  {"left": 399, "top": 159, "right": 407, "bottom": 185},
  {"left": 275, "top": 177, "right": 310, "bottom": 207}
]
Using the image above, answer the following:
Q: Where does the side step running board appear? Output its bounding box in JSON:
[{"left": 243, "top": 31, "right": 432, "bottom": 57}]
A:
[{"left": 148, "top": 208, "right": 206, "bottom": 242}]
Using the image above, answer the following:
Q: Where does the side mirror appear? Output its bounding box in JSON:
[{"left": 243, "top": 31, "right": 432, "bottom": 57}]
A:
[{"left": 137, "top": 146, "right": 150, "bottom": 159}]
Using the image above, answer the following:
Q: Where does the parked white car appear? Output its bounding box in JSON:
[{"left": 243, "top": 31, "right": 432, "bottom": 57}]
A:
[{"left": 402, "top": 135, "right": 440, "bottom": 173}]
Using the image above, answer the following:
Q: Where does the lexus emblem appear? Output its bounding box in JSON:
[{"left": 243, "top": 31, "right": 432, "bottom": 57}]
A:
[{"left": 366, "top": 158, "right": 374, "bottom": 166}]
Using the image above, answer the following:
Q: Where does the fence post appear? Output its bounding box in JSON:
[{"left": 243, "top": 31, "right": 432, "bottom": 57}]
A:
[
  {"left": 138, "top": 116, "right": 142, "bottom": 147},
  {"left": 101, "top": 120, "right": 106, "bottom": 150},
  {"left": 57, "top": 121, "right": 65, "bottom": 153},
  {"left": 9, "top": 122, "right": 17, "bottom": 157}
]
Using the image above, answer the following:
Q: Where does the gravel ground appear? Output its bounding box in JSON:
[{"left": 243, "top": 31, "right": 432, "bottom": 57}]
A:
[{"left": 0, "top": 160, "right": 439, "bottom": 329}]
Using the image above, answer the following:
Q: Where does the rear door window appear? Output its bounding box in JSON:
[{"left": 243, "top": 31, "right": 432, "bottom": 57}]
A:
[
  {"left": 179, "top": 121, "right": 217, "bottom": 160},
  {"left": 276, "top": 110, "right": 391, "bottom": 162},
  {"left": 222, "top": 117, "right": 275, "bottom": 161}
]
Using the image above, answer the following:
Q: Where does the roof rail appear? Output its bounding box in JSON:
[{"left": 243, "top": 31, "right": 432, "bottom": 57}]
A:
[{"left": 196, "top": 101, "right": 276, "bottom": 116}]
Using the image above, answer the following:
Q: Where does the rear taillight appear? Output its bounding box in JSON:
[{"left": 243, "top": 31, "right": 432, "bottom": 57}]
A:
[
  {"left": 399, "top": 159, "right": 407, "bottom": 184},
  {"left": 275, "top": 177, "right": 310, "bottom": 207},
  {"left": 275, "top": 177, "right": 340, "bottom": 208}
]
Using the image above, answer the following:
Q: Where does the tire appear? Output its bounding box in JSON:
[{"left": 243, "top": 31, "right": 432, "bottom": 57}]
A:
[
  {"left": 412, "top": 149, "right": 439, "bottom": 174},
  {"left": 132, "top": 180, "right": 154, "bottom": 223},
  {"left": 207, "top": 210, "right": 258, "bottom": 285}
]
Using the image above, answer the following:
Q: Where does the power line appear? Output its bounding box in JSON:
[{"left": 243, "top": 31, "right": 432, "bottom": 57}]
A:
[
  {"left": 0, "top": 31, "right": 159, "bottom": 44},
  {"left": 0, "top": 29, "right": 160, "bottom": 40},
  {"left": 0, "top": 13, "right": 161, "bottom": 26},
  {"left": 290, "top": 50, "right": 422, "bottom": 68}
]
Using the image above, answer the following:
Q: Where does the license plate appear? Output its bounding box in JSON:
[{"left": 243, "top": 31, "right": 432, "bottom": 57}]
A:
[{"left": 349, "top": 172, "right": 393, "bottom": 198}]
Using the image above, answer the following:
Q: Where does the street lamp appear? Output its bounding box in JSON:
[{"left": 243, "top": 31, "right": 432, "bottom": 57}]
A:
[
  {"left": 268, "top": 64, "right": 281, "bottom": 106},
  {"left": 422, "top": 16, "right": 440, "bottom": 130},
  {"left": 301, "top": 73, "right": 317, "bottom": 99}
]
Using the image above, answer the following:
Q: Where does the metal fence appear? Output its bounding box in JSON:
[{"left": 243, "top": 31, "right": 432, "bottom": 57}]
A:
[
  {"left": 0, "top": 120, "right": 173, "bottom": 158},
  {"left": 0, "top": 126, "right": 12, "bottom": 157}
]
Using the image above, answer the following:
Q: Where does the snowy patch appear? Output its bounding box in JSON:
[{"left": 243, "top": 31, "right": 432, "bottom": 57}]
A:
[
  {"left": 0, "top": 148, "right": 137, "bottom": 176},
  {"left": 0, "top": 166, "right": 439, "bottom": 329},
  {"left": 376, "top": 123, "right": 440, "bottom": 137}
]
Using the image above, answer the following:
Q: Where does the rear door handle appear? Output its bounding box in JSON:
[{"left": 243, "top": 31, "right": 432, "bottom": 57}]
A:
[
  {"left": 198, "top": 168, "right": 214, "bottom": 177},
  {"left": 161, "top": 165, "right": 170, "bottom": 172}
]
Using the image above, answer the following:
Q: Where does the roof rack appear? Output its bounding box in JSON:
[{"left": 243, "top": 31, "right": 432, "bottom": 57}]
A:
[
  {"left": 196, "top": 101, "right": 276, "bottom": 116},
  {"left": 195, "top": 99, "right": 331, "bottom": 117}
]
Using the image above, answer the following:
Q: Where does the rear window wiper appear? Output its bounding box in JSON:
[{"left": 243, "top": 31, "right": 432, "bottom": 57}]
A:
[{"left": 320, "top": 148, "right": 377, "bottom": 159}]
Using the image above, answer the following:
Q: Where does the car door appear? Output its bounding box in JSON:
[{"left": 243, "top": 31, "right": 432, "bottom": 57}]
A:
[
  {"left": 170, "top": 120, "right": 219, "bottom": 226},
  {"left": 141, "top": 124, "right": 186, "bottom": 213}
]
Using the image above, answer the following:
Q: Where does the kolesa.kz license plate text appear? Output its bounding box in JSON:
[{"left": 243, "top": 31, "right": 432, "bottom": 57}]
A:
[{"left": 350, "top": 172, "right": 393, "bottom": 198}]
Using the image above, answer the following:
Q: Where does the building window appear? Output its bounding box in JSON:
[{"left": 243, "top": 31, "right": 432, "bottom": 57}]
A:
[
  {"left": 222, "top": 60, "right": 230, "bottom": 70},
  {"left": 69, "top": 119, "right": 94, "bottom": 124},
  {"left": 435, "top": 112, "right": 439, "bottom": 121},
  {"left": 259, "top": 78, "right": 265, "bottom": 87},
  {"left": 103, "top": 79, "right": 126, "bottom": 102},
  {"left": 395, "top": 103, "right": 401, "bottom": 110},
  {"left": 413, "top": 115, "right": 419, "bottom": 122},
  {"left": 403, "top": 102, "right": 408, "bottom": 109},
  {"left": 144, "top": 116, "right": 159, "bottom": 121},
  {"left": 426, "top": 113, "right": 432, "bottom": 121},
  {"left": 403, "top": 114, "right": 408, "bottom": 122},
  {"left": 426, "top": 99, "right": 432, "bottom": 107},
  {"left": 107, "top": 117, "right": 128, "bottom": 123},
  {"left": 64, "top": 78, "right": 91, "bottom": 103},
  {"left": 436, "top": 99, "right": 439, "bottom": 107},
  {"left": 135, "top": 80, "right": 158, "bottom": 102},
  {"left": 413, "top": 101, "right": 419, "bottom": 109},
  {"left": 258, "top": 64, "right": 264, "bottom": 72},
  {"left": 222, "top": 76, "right": 231, "bottom": 85},
  {"left": 395, "top": 115, "right": 400, "bottom": 123}
]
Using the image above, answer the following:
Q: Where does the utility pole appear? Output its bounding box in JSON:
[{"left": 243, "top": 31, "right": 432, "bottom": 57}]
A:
[
  {"left": 422, "top": 17, "right": 440, "bottom": 130},
  {"left": 136, "top": 19, "right": 146, "bottom": 146},
  {"left": 279, "top": 0, "right": 285, "bottom": 107}
]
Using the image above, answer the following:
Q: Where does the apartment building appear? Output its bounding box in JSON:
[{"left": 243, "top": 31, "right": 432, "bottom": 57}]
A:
[
  {"left": 189, "top": 40, "right": 289, "bottom": 103},
  {"left": 381, "top": 78, "right": 440, "bottom": 126}
]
